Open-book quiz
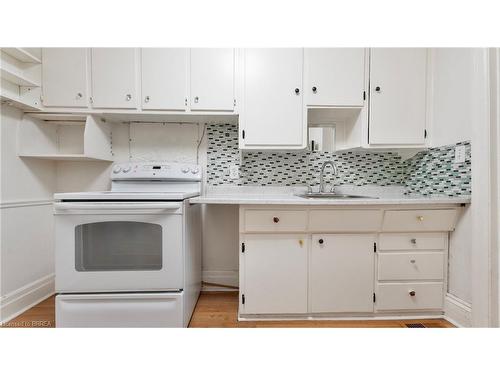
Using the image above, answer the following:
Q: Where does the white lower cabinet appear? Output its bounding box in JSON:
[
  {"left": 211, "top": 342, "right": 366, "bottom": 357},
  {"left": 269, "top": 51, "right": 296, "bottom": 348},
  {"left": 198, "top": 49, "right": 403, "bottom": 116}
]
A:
[
  {"left": 239, "top": 206, "right": 458, "bottom": 319},
  {"left": 310, "top": 234, "right": 375, "bottom": 313},
  {"left": 241, "top": 234, "right": 308, "bottom": 314}
]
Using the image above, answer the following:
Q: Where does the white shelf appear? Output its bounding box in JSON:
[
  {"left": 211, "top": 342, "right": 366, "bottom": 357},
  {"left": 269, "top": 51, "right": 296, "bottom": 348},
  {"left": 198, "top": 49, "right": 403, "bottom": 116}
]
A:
[
  {"left": 19, "top": 154, "right": 113, "bottom": 161},
  {"left": 1, "top": 91, "right": 40, "bottom": 111},
  {"left": 1, "top": 48, "right": 41, "bottom": 64},
  {"left": 1, "top": 66, "right": 39, "bottom": 87}
]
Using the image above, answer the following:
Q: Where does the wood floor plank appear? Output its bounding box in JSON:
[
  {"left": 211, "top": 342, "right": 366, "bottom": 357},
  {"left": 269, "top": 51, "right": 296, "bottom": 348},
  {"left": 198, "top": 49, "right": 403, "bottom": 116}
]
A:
[{"left": 2, "top": 292, "right": 454, "bottom": 328}]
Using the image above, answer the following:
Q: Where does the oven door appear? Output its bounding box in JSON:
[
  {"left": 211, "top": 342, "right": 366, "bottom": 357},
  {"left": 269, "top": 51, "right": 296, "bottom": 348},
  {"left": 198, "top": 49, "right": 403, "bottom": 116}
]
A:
[{"left": 55, "top": 201, "right": 184, "bottom": 293}]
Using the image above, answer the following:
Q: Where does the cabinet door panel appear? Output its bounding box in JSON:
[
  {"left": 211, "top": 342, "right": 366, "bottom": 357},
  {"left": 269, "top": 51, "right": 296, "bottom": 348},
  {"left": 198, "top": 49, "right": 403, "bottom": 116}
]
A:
[
  {"left": 310, "top": 234, "right": 375, "bottom": 313},
  {"left": 369, "top": 48, "right": 427, "bottom": 145},
  {"left": 242, "top": 234, "right": 308, "bottom": 314},
  {"left": 190, "top": 48, "right": 234, "bottom": 111},
  {"left": 305, "top": 48, "right": 365, "bottom": 106},
  {"left": 42, "top": 48, "right": 88, "bottom": 107},
  {"left": 242, "top": 48, "right": 304, "bottom": 148},
  {"left": 91, "top": 48, "right": 138, "bottom": 109},
  {"left": 141, "top": 48, "right": 187, "bottom": 110}
]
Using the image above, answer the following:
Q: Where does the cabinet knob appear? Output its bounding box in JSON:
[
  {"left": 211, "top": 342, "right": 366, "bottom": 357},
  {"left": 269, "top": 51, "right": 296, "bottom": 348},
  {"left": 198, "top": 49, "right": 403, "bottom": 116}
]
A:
[
  {"left": 409, "top": 290, "right": 416, "bottom": 297},
  {"left": 312, "top": 86, "right": 317, "bottom": 93},
  {"left": 76, "top": 92, "right": 83, "bottom": 99},
  {"left": 410, "top": 238, "right": 417, "bottom": 244},
  {"left": 318, "top": 238, "right": 324, "bottom": 244},
  {"left": 126, "top": 94, "right": 132, "bottom": 101},
  {"left": 273, "top": 217, "right": 280, "bottom": 223},
  {"left": 194, "top": 96, "right": 199, "bottom": 103},
  {"left": 295, "top": 88, "right": 300, "bottom": 95},
  {"left": 375, "top": 86, "right": 381, "bottom": 93},
  {"left": 144, "top": 96, "right": 150, "bottom": 103},
  {"left": 417, "top": 216, "right": 424, "bottom": 221},
  {"left": 410, "top": 259, "right": 416, "bottom": 264}
]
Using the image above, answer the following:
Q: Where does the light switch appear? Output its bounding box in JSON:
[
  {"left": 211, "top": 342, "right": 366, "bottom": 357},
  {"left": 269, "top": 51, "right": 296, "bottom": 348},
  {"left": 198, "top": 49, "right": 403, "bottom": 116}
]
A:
[
  {"left": 454, "top": 145, "right": 466, "bottom": 164},
  {"left": 229, "top": 165, "right": 239, "bottom": 180}
]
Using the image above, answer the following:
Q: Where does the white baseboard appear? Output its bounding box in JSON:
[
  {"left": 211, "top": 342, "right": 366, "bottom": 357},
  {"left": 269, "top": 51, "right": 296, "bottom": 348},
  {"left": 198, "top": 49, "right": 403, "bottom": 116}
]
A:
[
  {"left": 0, "top": 274, "right": 55, "bottom": 325},
  {"left": 444, "top": 293, "right": 472, "bottom": 327},
  {"left": 202, "top": 270, "right": 238, "bottom": 289}
]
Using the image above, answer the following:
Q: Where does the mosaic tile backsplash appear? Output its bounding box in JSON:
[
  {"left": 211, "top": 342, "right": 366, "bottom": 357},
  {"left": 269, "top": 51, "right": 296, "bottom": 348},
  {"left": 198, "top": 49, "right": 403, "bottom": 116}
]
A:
[{"left": 206, "top": 124, "right": 471, "bottom": 197}]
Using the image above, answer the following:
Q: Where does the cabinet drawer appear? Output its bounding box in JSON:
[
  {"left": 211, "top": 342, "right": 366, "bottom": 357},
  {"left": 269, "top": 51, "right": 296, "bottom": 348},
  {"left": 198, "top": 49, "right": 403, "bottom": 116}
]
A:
[
  {"left": 382, "top": 209, "right": 458, "bottom": 232},
  {"left": 378, "top": 252, "right": 444, "bottom": 281},
  {"left": 243, "top": 210, "right": 307, "bottom": 232},
  {"left": 379, "top": 233, "right": 447, "bottom": 251},
  {"left": 309, "top": 210, "right": 383, "bottom": 232},
  {"left": 376, "top": 283, "right": 444, "bottom": 311}
]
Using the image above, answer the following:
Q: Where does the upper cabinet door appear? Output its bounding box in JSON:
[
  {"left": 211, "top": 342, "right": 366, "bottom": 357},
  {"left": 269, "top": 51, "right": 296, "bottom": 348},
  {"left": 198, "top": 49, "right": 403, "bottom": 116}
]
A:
[
  {"left": 241, "top": 48, "right": 304, "bottom": 148},
  {"left": 91, "top": 48, "right": 138, "bottom": 109},
  {"left": 369, "top": 48, "right": 427, "bottom": 145},
  {"left": 305, "top": 48, "right": 365, "bottom": 106},
  {"left": 42, "top": 48, "right": 88, "bottom": 108},
  {"left": 141, "top": 48, "right": 188, "bottom": 111},
  {"left": 190, "top": 48, "right": 234, "bottom": 111}
]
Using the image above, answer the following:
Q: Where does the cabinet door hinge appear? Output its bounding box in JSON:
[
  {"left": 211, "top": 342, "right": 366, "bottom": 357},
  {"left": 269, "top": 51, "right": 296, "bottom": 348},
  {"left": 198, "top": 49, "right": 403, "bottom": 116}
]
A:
[
  {"left": 363, "top": 91, "right": 366, "bottom": 101},
  {"left": 374, "top": 242, "right": 377, "bottom": 253},
  {"left": 424, "top": 129, "right": 428, "bottom": 139},
  {"left": 242, "top": 130, "right": 245, "bottom": 139},
  {"left": 241, "top": 242, "right": 245, "bottom": 253},
  {"left": 242, "top": 294, "right": 245, "bottom": 305},
  {"left": 373, "top": 293, "right": 376, "bottom": 303}
]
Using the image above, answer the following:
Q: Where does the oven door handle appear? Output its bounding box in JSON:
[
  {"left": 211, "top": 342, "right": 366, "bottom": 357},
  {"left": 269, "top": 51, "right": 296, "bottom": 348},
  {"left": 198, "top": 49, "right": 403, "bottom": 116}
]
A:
[{"left": 54, "top": 202, "right": 182, "bottom": 212}]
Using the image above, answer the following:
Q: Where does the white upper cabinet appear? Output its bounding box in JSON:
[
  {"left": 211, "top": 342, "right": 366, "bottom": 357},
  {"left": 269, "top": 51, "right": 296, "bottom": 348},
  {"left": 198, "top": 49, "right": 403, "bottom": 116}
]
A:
[
  {"left": 240, "top": 48, "right": 305, "bottom": 149},
  {"left": 189, "top": 48, "right": 234, "bottom": 111},
  {"left": 91, "top": 48, "right": 138, "bottom": 109},
  {"left": 305, "top": 48, "right": 366, "bottom": 106},
  {"left": 369, "top": 48, "right": 427, "bottom": 145},
  {"left": 42, "top": 48, "right": 88, "bottom": 108},
  {"left": 141, "top": 48, "right": 188, "bottom": 111}
]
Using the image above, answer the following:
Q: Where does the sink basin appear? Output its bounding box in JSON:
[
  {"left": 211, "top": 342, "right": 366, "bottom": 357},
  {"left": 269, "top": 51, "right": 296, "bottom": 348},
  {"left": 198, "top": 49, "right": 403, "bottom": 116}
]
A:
[{"left": 296, "top": 192, "right": 378, "bottom": 199}]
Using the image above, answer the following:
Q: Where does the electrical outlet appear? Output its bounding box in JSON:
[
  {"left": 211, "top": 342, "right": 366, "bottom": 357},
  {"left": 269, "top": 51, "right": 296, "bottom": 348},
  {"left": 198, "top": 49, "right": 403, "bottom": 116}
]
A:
[
  {"left": 454, "top": 145, "right": 466, "bottom": 164},
  {"left": 229, "top": 165, "right": 239, "bottom": 180}
]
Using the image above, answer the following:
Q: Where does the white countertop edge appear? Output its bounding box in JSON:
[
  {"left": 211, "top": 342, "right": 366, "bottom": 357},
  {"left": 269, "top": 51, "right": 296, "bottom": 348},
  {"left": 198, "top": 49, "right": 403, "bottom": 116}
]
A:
[{"left": 189, "top": 195, "right": 471, "bottom": 206}]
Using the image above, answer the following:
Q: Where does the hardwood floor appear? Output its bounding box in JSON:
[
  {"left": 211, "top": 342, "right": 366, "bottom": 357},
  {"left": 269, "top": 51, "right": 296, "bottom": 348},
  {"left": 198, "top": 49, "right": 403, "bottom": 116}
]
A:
[{"left": 2, "top": 292, "right": 454, "bottom": 328}]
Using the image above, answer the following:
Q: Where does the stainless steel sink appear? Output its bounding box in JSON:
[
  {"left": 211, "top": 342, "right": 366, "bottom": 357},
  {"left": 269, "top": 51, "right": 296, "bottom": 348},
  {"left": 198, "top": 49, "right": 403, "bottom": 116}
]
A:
[{"left": 296, "top": 192, "right": 378, "bottom": 199}]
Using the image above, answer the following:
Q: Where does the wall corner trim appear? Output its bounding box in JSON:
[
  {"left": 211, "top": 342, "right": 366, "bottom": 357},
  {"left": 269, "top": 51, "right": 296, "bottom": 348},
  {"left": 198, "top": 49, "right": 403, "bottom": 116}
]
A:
[{"left": 444, "top": 293, "right": 472, "bottom": 327}]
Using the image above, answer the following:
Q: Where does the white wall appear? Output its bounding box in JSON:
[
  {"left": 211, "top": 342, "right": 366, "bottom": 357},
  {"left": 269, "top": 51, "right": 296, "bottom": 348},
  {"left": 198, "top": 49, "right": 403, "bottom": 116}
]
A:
[
  {"left": 430, "top": 48, "right": 481, "bottom": 306},
  {"left": 0, "top": 104, "right": 57, "bottom": 323}
]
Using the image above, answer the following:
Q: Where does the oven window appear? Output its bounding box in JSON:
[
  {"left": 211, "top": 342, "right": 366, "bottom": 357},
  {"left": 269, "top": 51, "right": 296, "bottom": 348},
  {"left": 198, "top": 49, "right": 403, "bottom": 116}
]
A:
[{"left": 75, "top": 221, "right": 162, "bottom": 271}]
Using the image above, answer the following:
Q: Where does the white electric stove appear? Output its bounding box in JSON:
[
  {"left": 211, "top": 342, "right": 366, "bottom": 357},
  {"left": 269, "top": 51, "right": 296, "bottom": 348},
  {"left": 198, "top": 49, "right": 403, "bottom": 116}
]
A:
[{"left": 54, "top": 161, "right": 202, "bottom": 327}]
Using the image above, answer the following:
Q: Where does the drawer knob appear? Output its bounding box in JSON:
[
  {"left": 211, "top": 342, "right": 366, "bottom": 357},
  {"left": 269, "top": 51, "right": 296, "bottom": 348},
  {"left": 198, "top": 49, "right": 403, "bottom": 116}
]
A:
[
  {"left": 410, "top": 238, "right": 417, "bottom": 244},
  {"left": 417, "top": 216, "right": 424, "bottom": 221},
  {"left": 410, "top": 259, "right": 416, "bottom": 264},
  {"left": 409, "top": 290, "right": 416, "bottom": 297},
  {"left": 273, "top": 217, "right": 280, "bottom": 223},
  {"left": 318, "top": 238, "right": 324, "bottom": 244}
]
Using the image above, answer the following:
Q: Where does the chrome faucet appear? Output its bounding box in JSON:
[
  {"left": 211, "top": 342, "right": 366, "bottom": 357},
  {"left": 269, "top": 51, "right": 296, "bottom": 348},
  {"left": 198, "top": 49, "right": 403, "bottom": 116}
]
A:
[{"left": 319, "top": 161, "right": 338, "bottom": 193}]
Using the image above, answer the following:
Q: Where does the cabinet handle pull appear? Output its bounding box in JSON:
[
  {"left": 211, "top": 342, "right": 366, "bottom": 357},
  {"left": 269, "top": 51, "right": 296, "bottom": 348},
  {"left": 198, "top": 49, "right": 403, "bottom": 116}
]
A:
[
  {"left": 294, "top": 88, "right": 300, "bottom": 95},
  {"left": 312, "top": 86, "right": 317, "bottom": 93},
  {"left": 375, "top": 86, "right": 381, "bottom": 93},
  {"left": 144, "top": 96, "right": 150, "bottom": 103},
  {"left": 409, "top": 290, "right": 416, "bottom": 297},
  {"left": 126, "top": 94, "right": 132, "bottom": 101},
  {"left": 194, "top": 96, "right": 199, "bottom": 103},
  {"left": 410, "top": 238, "right": 417, "bottom": 244},
  {"left": 417, "top": 216, "right": 424, "bottom": 221},
  {"left": 318, "top": 238, "right": 324, "bottom": 244},
  {"left": 273, "top": 217, "right": 280, "bottom": 223},
  {"left": 76, "top": 92, "right": 83, "bottom": 99}
]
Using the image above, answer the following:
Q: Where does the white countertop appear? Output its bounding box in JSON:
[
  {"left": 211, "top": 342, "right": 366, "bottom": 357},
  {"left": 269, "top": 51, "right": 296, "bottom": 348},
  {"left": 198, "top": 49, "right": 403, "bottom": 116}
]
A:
[{"left": 189, "top": 186, "right": 471, "bottom": 206}]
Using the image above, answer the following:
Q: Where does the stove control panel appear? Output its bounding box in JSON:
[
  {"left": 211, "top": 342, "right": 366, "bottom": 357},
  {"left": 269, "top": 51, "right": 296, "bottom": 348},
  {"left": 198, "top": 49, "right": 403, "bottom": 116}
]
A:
[{"left": 111, "top": 162, "right": 202, "bottom": 181}]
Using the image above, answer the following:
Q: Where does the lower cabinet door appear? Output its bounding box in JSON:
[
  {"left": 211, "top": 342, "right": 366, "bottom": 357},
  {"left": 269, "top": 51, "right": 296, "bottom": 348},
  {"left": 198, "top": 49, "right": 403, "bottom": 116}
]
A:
[
  {"left": 310, "top": 234, "right": 375, "bottom": 313},
  {"left": 242, "top": 234, "right": 308, "bottom": 314}
]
